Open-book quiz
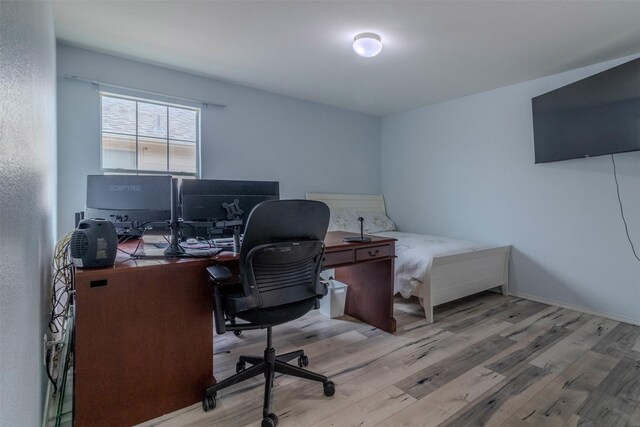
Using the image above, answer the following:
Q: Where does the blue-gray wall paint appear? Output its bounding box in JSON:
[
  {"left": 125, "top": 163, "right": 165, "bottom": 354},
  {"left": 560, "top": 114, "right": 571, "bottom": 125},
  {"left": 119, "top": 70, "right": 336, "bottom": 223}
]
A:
[
  {"left": 56, "top": 44, "right": 381, "bottom": 236},
  {"left": 0, "top": 2, "right": 57, "bottom": 425},
  {"left": 57, "top": 43, "right": 640, "bottom": 324},
  {"left": 382, "top": 54, "right": 640, "bottom": 324}
]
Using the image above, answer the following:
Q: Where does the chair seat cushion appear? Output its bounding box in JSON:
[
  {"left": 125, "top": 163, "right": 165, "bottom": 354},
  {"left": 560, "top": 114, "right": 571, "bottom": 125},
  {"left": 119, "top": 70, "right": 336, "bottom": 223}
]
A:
[
  {"left": 232, "top": 297, "right": 317, "bottom": 326},
  {"left": 221, "top": 291, "right": 251, "bottom": 314}
]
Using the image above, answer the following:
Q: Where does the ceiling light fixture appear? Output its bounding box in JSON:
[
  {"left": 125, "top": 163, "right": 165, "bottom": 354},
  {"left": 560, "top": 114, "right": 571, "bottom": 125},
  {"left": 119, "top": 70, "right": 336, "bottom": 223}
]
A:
[{"left": 352, "top": 32, "right": 382, "bottom": 58}]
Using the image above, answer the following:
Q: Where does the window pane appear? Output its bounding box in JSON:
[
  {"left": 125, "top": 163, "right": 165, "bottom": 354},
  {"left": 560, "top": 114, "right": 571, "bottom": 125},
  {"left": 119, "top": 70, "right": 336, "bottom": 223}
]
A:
[
  {"left": 102, "top": 97, "right": 136, "bottom": 134},
  {"left": 101, "top": 94, "right": 198, "bottom": 176},
  {"left": 102, "top": 133, "right": 136, "bottom": 169},
  {"left": 169, "top": 108, "right": 197, "bottom": 141},
  {"left": 138, "top": 102, "right": 167, "bottom": 138},
  {"left": 169, "top": 140, "right": 196, "bottom": 173},
  {"left": 138, "top": 136, "right": 167, "bottom": 171}
]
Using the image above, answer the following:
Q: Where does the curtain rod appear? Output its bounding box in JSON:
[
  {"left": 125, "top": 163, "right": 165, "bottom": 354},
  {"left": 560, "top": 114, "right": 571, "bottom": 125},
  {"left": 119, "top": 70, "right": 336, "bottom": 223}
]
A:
[{"left": 62, "top": 74, "right": 226, "bottom": 109}]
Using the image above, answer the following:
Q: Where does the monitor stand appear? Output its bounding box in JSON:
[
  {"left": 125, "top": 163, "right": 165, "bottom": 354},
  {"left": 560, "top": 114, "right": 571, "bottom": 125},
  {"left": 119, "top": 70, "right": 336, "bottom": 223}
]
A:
[
  {"left": 164, "top": 177, "right": 183, "bottom": 256},
  {"left": 163, "top": 177, "right": 221, "bottom": 258}
]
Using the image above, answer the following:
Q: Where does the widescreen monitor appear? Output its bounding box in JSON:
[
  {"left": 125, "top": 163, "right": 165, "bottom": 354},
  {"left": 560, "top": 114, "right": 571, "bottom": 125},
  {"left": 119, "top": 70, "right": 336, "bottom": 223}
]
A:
[
  {"left": 181, "top": 179, "right": 280, "bottom": 239},
  {"left": 85, "top": 175, "right": 172, "bottom": 234}
]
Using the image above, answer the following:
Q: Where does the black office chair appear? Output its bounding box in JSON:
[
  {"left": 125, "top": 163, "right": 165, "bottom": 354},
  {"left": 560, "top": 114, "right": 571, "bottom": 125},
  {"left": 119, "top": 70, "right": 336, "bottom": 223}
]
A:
[{"left": 202, "top": 199, "right": 335, "bottom": 427}]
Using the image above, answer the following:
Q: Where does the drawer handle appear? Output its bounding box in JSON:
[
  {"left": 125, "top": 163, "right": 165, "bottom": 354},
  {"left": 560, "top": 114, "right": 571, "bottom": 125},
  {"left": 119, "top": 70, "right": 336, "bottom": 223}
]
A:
[{"left": 368, "top": 249, "right": 379, "bottom": 257}]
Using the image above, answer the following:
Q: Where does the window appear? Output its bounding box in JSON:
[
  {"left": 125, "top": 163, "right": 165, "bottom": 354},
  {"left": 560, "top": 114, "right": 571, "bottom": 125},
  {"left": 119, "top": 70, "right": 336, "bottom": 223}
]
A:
[{"left": 101, "top": 93, "right": 200, "bottom": 177}]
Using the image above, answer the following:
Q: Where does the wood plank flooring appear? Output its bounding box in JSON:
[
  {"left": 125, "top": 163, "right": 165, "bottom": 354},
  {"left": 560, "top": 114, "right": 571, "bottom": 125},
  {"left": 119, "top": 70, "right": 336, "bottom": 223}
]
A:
[{"left": 128, "top": 292, "right": 640, "bottom": 426}]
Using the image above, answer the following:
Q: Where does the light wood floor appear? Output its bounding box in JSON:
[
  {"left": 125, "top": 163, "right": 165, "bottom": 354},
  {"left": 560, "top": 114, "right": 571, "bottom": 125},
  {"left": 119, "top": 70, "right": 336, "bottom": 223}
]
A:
[{"left": 135, "top": 291, "right": 640, "bottom": 427}]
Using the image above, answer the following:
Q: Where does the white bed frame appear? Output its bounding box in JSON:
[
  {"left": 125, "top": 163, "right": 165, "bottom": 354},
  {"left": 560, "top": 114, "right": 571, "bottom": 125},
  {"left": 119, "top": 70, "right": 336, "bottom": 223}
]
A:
[{"left": 306, "top": 192, "right": 511, "bottom": 323}]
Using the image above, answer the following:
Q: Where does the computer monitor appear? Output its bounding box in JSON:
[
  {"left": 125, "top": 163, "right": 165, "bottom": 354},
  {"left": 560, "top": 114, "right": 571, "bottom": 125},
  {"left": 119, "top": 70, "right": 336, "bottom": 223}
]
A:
[
  {"left": 85, "top": 175, "right": 172, "bottom": 234},
  {"left": 181, "top": 179, "right": 280, "bottom": 239}
]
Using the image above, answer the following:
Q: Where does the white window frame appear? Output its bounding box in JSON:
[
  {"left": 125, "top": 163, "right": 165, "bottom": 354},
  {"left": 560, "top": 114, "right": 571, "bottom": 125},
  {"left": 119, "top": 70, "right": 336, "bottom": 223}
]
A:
[{"left": 99, "top": 92, "right": 201, "bottom": 177}]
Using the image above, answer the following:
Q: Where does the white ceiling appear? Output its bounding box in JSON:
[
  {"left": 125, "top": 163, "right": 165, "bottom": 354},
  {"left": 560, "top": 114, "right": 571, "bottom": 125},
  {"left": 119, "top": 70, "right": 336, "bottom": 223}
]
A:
[{"left": 53, "top": 1, "right": 640, "bottom": 116}]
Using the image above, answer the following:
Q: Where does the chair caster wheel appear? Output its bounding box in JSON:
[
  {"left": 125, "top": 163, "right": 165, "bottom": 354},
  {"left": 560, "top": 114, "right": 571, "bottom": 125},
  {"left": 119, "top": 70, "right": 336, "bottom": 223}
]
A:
[
  {"left": 262, "top": 413, "right": 278, "bottom": 427},
  {"left": 202, "top": 395, "right": 216, "bottom": 412},
  {"left": 298, "top": 355, "right": 309, "bottom": 367},
  {"left": 234, "top": 330, "right": 242, "bottom": 336},
  {"left": 323, "top": 381, "right": 335, "bottom": 397},
  {"left": 236, "top": 361, "right": 246, "bottom": 373}
]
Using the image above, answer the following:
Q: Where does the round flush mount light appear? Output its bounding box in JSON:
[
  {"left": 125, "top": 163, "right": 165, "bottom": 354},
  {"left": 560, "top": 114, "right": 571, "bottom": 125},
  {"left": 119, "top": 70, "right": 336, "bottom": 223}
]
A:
[{"left": 352, "top": 32, "right": 382, "bottom": 58}]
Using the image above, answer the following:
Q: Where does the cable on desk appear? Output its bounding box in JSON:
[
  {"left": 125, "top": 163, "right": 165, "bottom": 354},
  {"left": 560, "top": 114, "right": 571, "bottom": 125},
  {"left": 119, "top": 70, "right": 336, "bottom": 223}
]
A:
[
  {"left": 196, "top": 236, "right": 214, "bottom": 248},
  {"left": 118, "top": 234, "right": 135, "bottom": 244},
  {"left": 117, "top": 226, "right": 149, "bottom": 257}
]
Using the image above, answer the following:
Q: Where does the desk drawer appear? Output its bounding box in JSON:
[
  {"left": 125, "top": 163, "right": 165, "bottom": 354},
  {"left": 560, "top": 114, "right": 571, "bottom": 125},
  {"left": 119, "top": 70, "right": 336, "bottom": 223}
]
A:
[
  {"left": 355, "top": 245, "right": 392, "bottom": 262},
  {"left": 323, "top": 249, "right": 354, "bottom": 267}
]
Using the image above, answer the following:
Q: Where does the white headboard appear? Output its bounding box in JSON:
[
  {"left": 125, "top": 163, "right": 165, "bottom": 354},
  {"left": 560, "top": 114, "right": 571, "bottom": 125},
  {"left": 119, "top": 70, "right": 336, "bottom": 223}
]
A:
[{"left": 305, "top": 193, "right": 387, "bottom": 214}]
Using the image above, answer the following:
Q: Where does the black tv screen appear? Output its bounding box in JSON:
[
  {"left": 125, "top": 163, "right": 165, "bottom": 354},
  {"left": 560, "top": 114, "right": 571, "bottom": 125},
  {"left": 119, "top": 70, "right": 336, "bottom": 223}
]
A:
[{"left": 532, "top": 58, "right": 640, "bottom": 164}]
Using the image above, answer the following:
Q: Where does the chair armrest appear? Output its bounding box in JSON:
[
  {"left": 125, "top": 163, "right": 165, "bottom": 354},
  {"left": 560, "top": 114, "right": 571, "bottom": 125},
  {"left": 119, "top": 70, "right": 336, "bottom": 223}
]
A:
[
  {"left": 207, "top": 265, "right": 234, "bottom": 335},
  {"left": 313, "top": 280, "right": 329, "bottom": 310},
  {"left": 315, "top": 280, "right": 329, "bottom": 298},
  {"left": 207, "top": 265, "right": 233, "bottom": 283}
]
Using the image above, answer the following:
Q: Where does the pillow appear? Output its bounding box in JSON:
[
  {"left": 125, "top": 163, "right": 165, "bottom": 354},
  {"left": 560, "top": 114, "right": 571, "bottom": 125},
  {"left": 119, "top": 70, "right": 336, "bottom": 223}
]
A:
[
  {"left": 329, "top": 210, "right": 396, "bottom": 234},
  {"left": 329, "top": 209, "right": 357, "bottom": 232}
]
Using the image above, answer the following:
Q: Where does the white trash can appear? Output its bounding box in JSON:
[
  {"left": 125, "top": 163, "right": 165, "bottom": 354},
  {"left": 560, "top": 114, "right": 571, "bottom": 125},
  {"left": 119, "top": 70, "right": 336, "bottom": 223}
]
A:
[{"left": 319, "top": 279, "right": 348, "bottom": 318}]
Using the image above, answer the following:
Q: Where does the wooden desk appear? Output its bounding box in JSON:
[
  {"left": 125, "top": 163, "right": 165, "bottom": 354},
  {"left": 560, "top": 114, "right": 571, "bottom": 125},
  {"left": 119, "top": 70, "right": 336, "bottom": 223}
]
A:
[
  {"left": 73, "top": 254, "right": 227, "bottom": 426},
  {"left": 323, "top": 232, "right": 397, "bottom": 334},
  {"left": 73, "top": 231, "right": 395, "bottom": 426}
]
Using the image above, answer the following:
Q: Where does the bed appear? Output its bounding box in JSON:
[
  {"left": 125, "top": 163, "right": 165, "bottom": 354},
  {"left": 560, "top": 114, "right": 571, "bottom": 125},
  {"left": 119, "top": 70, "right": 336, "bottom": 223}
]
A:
[{"left": 306, "top": 193, "right": 511, "bottom": 323}]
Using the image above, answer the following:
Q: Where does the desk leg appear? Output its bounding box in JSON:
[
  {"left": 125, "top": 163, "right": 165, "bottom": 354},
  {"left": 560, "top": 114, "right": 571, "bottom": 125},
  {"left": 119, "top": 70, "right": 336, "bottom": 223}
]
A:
[{"left": 335, "top": 259, "right": 396, "bottom": 333}]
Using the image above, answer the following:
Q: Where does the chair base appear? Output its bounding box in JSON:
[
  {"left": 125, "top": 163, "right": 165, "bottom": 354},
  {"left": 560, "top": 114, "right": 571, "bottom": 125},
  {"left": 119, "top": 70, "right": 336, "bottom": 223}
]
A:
[{"left": 202, "top": 327, "right": 335, "bottom": 426}]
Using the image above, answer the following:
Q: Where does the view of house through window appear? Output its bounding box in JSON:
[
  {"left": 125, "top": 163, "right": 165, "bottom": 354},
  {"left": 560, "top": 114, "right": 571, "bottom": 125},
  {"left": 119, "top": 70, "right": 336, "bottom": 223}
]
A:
[{"left": 101, "top": 93, "right": 199, "bottom": 176}]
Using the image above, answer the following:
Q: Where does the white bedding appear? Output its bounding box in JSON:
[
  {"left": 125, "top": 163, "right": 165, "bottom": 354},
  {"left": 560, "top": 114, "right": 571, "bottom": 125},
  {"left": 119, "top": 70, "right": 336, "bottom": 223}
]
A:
[
  {"left": 374, "top": 232, "right": 494, "bottom": 298},
  {"left": 306, "top": 193, "right": 510, "bottom": 323}
]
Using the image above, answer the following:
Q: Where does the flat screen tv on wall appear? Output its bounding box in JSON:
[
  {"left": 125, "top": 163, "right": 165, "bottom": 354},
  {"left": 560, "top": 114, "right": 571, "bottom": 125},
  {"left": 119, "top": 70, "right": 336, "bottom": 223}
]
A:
[{"left": 532, "top": 57, "right": 640, "bottom": 164}]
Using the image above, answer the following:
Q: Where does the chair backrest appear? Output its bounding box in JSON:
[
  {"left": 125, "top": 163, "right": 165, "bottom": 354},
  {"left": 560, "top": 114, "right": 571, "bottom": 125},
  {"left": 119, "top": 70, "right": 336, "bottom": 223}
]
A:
[{"left": 238, "top": 199, "right": 330, "bottom": 309}]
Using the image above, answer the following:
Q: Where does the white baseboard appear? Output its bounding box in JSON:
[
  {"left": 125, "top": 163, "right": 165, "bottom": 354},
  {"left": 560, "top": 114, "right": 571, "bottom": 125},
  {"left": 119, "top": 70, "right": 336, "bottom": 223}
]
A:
[{"left": 509, "top": 291, "right": 640, "bottom": 327}]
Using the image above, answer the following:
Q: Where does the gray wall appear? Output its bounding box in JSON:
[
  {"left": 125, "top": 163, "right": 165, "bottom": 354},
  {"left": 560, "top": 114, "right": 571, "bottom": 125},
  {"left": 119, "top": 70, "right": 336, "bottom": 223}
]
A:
[
  {"left": 57, "top": 44, "right": 381, "bottom": 236},
  {"left": 0, "top": 2, "right": 57, "bottom": 425},
  {"left": 382, "top": 54, "right": 640, "bottom": 324}
]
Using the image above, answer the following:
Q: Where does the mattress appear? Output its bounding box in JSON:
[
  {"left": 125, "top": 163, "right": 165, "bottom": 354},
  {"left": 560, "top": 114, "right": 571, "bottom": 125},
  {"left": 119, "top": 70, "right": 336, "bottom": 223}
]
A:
[{"left": 374, "top": 231, "right": 494, "bottom": 298}]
